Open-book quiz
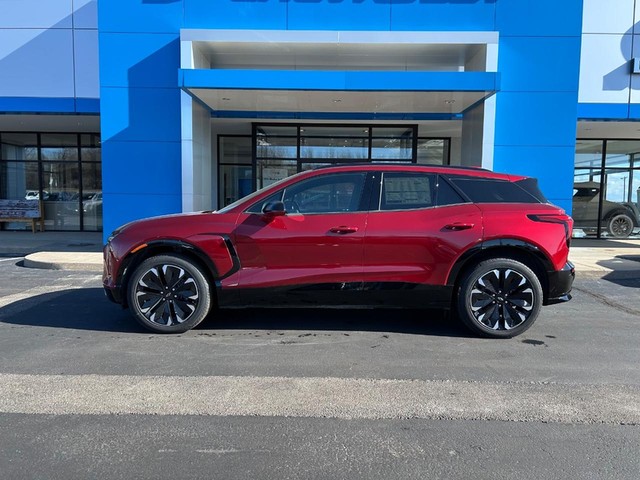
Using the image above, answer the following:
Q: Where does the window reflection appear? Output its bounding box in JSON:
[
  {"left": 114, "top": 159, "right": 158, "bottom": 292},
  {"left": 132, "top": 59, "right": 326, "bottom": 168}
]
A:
[{"left": 0, "top": 132, "right": 101, "bottom": 232}]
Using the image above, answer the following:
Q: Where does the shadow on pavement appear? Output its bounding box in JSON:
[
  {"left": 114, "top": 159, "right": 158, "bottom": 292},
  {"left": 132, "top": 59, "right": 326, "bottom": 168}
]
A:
[
  {"left": 571, "top": 239, "right": 640, "bottom": 249},
  {"left": 0, "top": 287, "right": 472, "bottom": 338}
]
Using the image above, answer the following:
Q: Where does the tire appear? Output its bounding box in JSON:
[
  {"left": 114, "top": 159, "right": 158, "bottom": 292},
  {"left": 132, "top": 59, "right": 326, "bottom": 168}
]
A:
[
  {"left": 456, "top": 258, "right": 543, "bottom": 338},
  {"left": 127, "top": 254, "right": 212, "bottom": 333},
  {"left": 606, "top": 212, "right": 634, "bottom": 238}
]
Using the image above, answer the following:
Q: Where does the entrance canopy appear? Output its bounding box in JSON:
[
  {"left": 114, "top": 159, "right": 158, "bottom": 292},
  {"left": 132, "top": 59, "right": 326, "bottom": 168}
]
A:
[{"left": 179, "top": 29, "right": 499, "bottom": 118}]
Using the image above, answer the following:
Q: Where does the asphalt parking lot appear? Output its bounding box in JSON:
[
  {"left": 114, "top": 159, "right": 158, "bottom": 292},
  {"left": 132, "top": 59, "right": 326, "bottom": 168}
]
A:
[{"left": 0, "top": 254, "right": 639, "bottom": 479}]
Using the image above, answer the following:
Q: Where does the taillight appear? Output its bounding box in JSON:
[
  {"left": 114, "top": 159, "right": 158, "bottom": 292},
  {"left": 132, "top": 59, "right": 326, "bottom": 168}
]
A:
[{"left": 527, "top": 214, "right": 572, "bottom": 247}]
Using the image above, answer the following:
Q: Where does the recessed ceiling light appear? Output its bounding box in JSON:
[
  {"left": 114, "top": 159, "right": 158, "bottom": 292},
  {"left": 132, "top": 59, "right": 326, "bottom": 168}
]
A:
[
  {"left": 444, "top": 100, "right": 456, "bottom": 105},
  {"left": 333, "top": 99, "right": 342, "bottom": 103}
]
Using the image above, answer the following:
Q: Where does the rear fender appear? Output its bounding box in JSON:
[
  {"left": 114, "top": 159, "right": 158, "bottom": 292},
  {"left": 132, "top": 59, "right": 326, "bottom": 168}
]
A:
[{"left": 446, "top": 239, "right": 554, "bottom": 288}]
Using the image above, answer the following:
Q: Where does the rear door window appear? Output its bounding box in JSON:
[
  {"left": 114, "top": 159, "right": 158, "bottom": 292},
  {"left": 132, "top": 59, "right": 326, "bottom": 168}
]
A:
[{"left": 448, "top": 177, "right": 540, "bottom": 204}]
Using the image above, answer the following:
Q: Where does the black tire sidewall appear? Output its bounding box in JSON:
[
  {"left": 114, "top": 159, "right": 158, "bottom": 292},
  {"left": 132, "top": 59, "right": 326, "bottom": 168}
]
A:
[
  {"left": 607, "top": 213, "right": 634, "bottom": 238},
  {"left": 456, "top": 258, "right": 543, "bottom": 338},
  {"left": 127, "top": 254, "right": 212, "bottom": 334}
]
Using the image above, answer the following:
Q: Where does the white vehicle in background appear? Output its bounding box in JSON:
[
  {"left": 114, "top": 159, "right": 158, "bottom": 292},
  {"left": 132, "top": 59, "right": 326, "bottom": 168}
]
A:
[{"left": 24, "top": 190, "right": 49, "bottom": 201}]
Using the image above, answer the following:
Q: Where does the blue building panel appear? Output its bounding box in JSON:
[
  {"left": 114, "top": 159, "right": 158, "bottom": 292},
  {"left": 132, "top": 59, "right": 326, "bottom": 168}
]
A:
[
  {"left": 181, "top": 69, "right": 499, "bottom": 93},
  {"left": 184, "top": 0, "right": 287, "bottom": 30},
  {"left": 0, "top": 0, "right": 72, "bottom": 29},
  {"left": 74, "top": 29, "right": 100, "bottom": 99},
  {"left": 98, "top": 0, "right": 183, "bottom": 34},
  {"left": 103, "top": 193, "right": 182, "bottom": 237},
  {"left": 0, "top": 28, "right": 74, "bottom": 98},
  {"left": 0, "top": 97, "right": 76, "bottom": 113},
  {"left": 73, "top": 0, "right": 98, "bottom": 29},
  {"left": 495, "top": 0, "right": 583, "bottom": 37},
  {"left": 498, "top": 36, "right": 582, "bottom": 93},
  {"left": 99, "top": 33, "right": 180, "bottom": 89},
  {"left": 577, "top": 103, "right": 630, "bottom": 120},
  {"left": 102, "top": 141, "right": 182, "bottom": 197},
  {"left": 495, "top": 92, "right": 579, "bottom": 147},
  {"left": 389, "top": 1, "right": 496, "bottom": 32},
  {"left": 100, "top": 87, "right": 181, "bottom": 143},
  {"left": 287, "top": 0, "right": 391, "bottom": 31}
]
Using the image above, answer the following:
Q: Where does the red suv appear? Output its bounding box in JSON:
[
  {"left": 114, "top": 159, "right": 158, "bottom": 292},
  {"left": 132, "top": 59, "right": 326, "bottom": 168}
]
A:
[{"left": 104, "top": 165, "right": 574, "bottom": 338}]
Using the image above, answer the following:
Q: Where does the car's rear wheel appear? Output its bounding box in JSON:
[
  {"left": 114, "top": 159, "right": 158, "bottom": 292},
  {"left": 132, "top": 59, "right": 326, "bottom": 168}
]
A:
[
  {"left": 127, "top": 254, "right": 212, "bottom": 333},
  {"left": 607, "top": 212, "right": 634, "bottom": 238},
  {"left": 456, "top": 258, "right": 543, "bottom": 338}
]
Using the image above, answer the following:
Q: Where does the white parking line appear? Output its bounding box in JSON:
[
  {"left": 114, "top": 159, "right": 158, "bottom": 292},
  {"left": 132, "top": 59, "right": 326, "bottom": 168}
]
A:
[
  {"left": 0, "top": 257, "right": 20, "bottom": 263},
  {"left": 0, "top": 285, "right": 80, "bottom": 309},
  {"left": 1, "top": 373, "right": 639, "bottom": 425}
]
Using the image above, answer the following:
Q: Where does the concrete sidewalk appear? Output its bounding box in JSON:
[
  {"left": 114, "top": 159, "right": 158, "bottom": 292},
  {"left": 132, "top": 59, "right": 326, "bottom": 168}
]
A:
[{"left": 1, "top": 231, "right": 639, "bottom": 277}]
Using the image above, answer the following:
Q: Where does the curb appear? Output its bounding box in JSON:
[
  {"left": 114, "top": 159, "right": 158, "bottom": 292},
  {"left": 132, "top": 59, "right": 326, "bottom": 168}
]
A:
[{"left": 23, "top": 252, "right": 102, "bottom": 272}]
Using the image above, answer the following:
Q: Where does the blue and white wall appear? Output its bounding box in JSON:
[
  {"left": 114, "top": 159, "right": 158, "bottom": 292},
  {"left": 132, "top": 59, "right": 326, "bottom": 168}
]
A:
[
  {"left": 579, "top": 0, "right": 640, "bottom": 120},
  {"left": 93, "top": 0, "right": 584, "bottom": 239},
  {"left": 0, "top": 0, "right": 98, "bottom": 114}
]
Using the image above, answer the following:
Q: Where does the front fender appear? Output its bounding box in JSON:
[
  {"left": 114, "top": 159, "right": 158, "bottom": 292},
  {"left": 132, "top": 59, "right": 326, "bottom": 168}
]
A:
[{"left": 185, "top": 233, "right": 240, "bottom": 280}]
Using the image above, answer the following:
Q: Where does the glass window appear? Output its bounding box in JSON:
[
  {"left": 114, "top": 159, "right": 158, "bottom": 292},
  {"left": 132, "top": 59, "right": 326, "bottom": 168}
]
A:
[
  {"left": 82, "top": 163, "right": 102, "bottom": 231},
  {"left": 40, "top": 133, "right": 78, "bottom": 147},
  {"left": 302, "top": 126, "right": 369, "bottom": 138},
  {"left": 81, "top": 134, "right": 101, "bottom": 147},
  {"left": 449, "top": 177, "right": 539, "bottom": 204},
  {"left": 0, "top": 131, "right": 101, "bottom": 232},
  {"left": 1, "top": 133, "right": 37, "bottom": 160},
  {"left": 0, "top": 162, "right": 39, "bottom": 201},
  {"left": 219, "top": 136, "right": 251, "bottom": 164},
  {"left": 220, "top": 165, "right": 253, "bottom": 208},
  {"left": 436, "top": 177, "right": 466, "bottom": 206},
  {"left": 41, "top": 147, "right": 78, "bottom": 161},
  {"left": 81, "top": 147, "right": 101, "bottom": 162},
  {"left": 41, "top": 162, "right": 80, "bottom": 231},
  {"left": 574, "top": 140, "right": 640, "bottom": 238},
  {"left": 605, "top": 140, "right": 640, "bottom": 169},
  {"left": 282, "top": 173, "right": 366, "bottom": 214},
  {"left": 575, "top": 140, "right": 603, "bottom": 169},
  {"left": 418, "top": 139, "right": 449, "bottom": 165},
  {"left": 380, "top": 173, "right": 434, "bottom": 210},
  {"left": 256, "top": 160, "right": 297, "bottom": 190},
  {"left": 371, "top": 138, "right": 412, "bottom": 160},
  {"left": 300, "top": 136, "right": 368, "bottom": 160},
  {"left": 256, "top": 125, "right": 297, "bottom": 136},
  {"left": 257, "top": 136, "right": 297, "bottom": 159}
]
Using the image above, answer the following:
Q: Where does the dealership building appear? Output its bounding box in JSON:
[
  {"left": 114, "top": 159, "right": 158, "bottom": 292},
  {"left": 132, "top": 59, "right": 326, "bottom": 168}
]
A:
[{"left": 1, "top": 0, "right": 640, "bottom": 241}]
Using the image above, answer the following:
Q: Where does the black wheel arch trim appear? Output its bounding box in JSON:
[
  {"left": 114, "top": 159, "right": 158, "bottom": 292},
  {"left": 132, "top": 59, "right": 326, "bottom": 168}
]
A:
[
  {"left": 446, "top": 238, "right": 555, "bottom": 287},
  {"left": 116, "top": 235, "right": 241, "bottom": 306}
]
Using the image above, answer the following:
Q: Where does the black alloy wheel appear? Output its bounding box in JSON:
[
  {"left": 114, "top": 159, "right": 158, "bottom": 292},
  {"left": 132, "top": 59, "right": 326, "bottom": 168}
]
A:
[
  {"left": 456, "top": 258, "right": 543, "bottom": 338},
  {"left": 607, "top": 213, "right": 634, "bottom": 238},
  {"left": 127, "top": 254, "right": 212, "bottom": 333}
]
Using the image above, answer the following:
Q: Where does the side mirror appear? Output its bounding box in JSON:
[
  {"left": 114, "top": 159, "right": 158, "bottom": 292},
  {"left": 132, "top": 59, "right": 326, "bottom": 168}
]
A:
[{"left": 262, "top": 200, "right": 286, "bottom": 217}]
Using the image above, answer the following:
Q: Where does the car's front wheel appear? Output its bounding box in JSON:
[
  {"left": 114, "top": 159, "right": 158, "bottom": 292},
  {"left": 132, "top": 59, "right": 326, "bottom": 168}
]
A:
[
  {"left": 607, "top": 212, "right": 634, "bottom": 238},
  {"left": 127, "top": 254, "right": 212, "bottom": 333},
  {"left": 456, "top": 258, "right": 543, "bottom": 338}
]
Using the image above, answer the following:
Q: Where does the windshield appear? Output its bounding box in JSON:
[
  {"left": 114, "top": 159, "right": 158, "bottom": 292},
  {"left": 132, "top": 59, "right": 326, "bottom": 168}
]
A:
[{"left": 216, "top": 171, "right": 307, "bottom": 214}]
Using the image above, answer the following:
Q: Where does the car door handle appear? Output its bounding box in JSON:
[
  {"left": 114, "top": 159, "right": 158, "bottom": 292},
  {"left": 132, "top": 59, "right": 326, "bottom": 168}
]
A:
[
  {"left": 329, "top": 226, "right": 359, "bottom": 234},
  {"left": 444, "top": 223, "right": 475, "bottom": 231}
]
